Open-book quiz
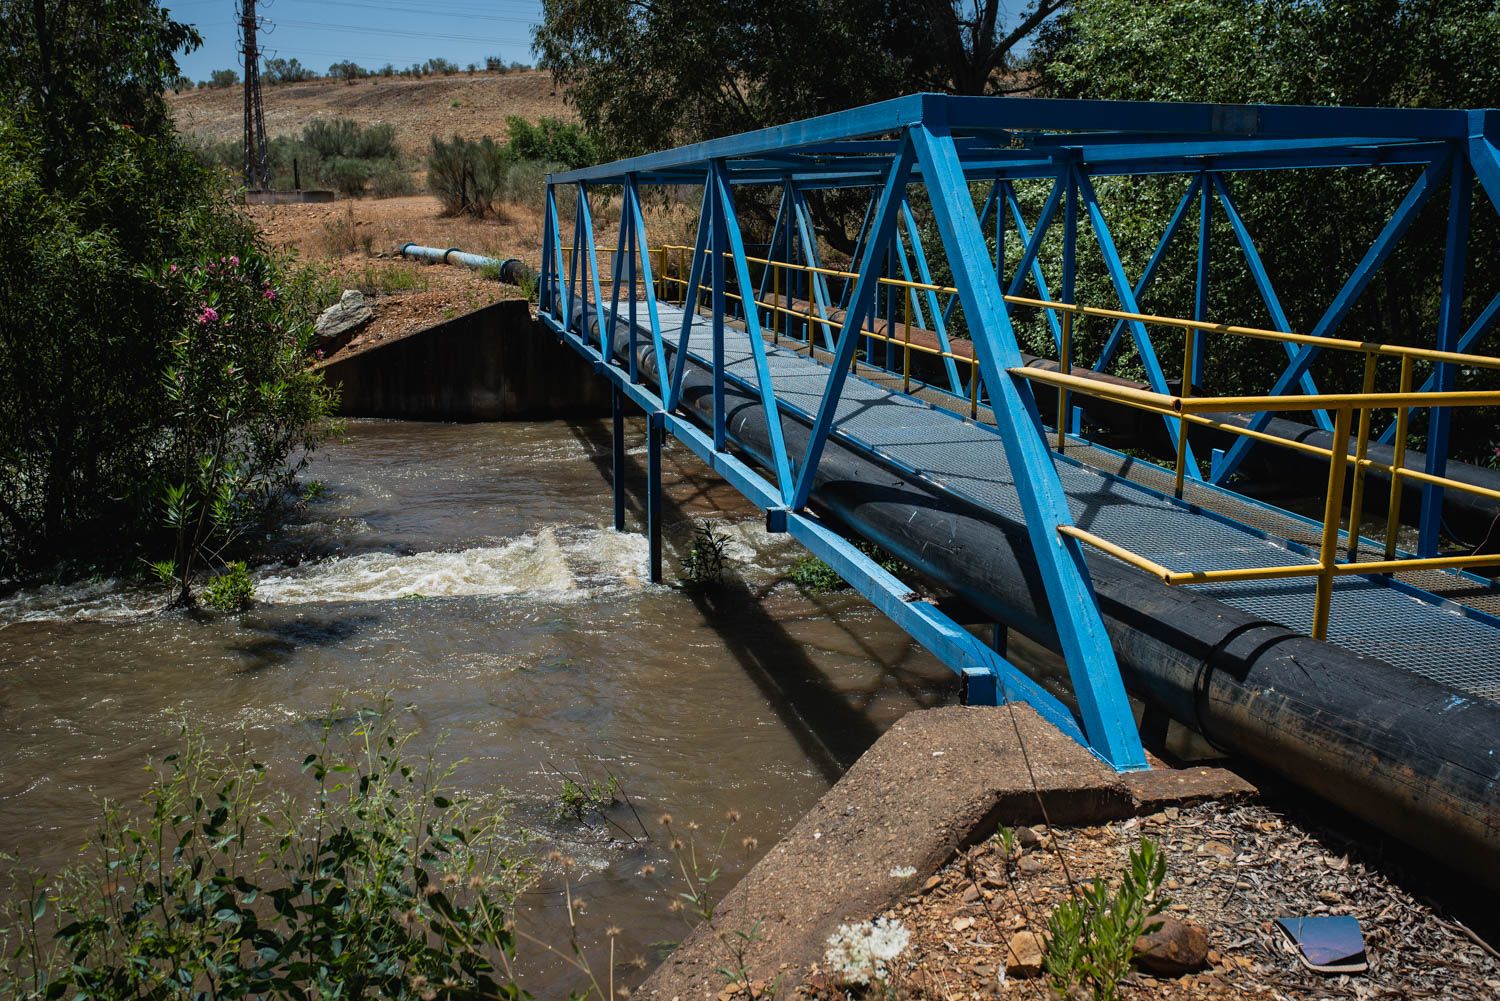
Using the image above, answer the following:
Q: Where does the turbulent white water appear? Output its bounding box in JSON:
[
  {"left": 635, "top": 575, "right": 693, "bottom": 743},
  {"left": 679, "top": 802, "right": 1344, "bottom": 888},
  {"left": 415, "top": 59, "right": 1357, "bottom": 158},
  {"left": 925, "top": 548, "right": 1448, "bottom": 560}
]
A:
[
  {"left": 0, "top": 527, "right": 655, "bottom": 624},
  {"left": 253, "top": 526, "right": 652, "bottom": 604}
]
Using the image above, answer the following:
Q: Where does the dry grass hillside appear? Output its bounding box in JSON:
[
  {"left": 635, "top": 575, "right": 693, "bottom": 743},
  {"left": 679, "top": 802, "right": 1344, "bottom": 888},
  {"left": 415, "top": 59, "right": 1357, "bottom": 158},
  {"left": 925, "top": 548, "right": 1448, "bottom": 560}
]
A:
[{"left": 168, "top": 70, "right": 573, "bottom": 154}]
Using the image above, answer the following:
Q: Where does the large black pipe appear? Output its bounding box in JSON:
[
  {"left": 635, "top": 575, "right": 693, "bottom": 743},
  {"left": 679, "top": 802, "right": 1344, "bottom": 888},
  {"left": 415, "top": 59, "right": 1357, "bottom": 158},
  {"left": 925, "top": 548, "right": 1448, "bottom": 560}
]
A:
[{"left": 611, "top": 324, "right": 1500, "bottom": 887}]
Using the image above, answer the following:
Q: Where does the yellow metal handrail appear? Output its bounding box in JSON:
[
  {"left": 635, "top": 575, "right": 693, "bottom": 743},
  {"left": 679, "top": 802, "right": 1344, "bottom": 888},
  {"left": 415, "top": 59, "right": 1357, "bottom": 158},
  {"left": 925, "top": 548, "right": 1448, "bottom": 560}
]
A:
[{"left": 563, "top": 244, "right": 1500, "bottom": 639}]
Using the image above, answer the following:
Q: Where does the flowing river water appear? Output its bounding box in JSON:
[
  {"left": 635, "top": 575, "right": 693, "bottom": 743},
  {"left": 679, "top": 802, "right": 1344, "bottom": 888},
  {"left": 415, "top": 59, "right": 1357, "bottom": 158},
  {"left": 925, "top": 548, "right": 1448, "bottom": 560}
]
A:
[{"left": 0, "top": 418, "right": 962, "bottom": 993}]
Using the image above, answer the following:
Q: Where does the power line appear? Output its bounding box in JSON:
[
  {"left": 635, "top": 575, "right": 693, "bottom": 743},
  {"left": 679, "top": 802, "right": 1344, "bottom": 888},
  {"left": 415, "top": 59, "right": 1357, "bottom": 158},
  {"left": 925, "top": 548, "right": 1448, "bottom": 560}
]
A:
[{"left": 274, "top": 17, "right": 537, "bottom": 39}]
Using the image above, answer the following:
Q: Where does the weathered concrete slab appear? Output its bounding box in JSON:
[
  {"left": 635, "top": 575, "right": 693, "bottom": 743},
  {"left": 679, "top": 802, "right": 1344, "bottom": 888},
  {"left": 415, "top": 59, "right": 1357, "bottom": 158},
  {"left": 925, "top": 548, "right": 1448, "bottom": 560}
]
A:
[
  {"left": 316, "top": 299, "right": 611, "bottom": 420},
  {"left": 637, "top": 705, "right": 1259, "bottom": 999},
  {"left": 1124, "top": 761, "right": 1257, "bottom": 810},
  {"left": 638, "top": 705, "right": 1127, "bottom": 999}
]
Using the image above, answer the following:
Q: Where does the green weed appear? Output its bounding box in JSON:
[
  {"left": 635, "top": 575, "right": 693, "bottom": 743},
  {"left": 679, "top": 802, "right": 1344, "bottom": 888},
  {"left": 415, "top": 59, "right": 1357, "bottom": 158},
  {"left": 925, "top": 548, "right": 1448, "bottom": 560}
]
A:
[
  {"left": 1044, "top": 837, "right": 1168, "bottom": 1001},
  {"left": 202, "top": 560, "right": 254, "bottom": 611}
]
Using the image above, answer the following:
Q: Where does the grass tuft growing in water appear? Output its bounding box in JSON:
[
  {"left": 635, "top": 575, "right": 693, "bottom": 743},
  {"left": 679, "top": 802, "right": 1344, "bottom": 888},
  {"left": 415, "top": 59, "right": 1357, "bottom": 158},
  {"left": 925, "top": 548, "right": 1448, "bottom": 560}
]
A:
[
  {"left": 202, "top": 560, "right": 255, "bottom": 611},
  {"left": 679, "top": 520, "right": 730, "bottom": 591}
]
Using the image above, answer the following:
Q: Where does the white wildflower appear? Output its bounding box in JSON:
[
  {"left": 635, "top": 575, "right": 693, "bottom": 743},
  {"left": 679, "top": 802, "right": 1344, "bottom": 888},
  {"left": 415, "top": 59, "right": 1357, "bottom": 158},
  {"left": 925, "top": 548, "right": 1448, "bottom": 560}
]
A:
[
  {"left": 888, "top": 865, "right": 917, "bottom": 879},
  {"left": 823, "top": 916, "right": 911, "bottom": 985}
]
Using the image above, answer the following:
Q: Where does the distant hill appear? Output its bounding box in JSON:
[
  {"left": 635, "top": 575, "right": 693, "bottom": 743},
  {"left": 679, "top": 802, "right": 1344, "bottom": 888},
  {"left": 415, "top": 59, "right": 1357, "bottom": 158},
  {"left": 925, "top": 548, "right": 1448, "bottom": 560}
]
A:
[{"left": 167, "top": 70, "right": 574, "bottom": 154}]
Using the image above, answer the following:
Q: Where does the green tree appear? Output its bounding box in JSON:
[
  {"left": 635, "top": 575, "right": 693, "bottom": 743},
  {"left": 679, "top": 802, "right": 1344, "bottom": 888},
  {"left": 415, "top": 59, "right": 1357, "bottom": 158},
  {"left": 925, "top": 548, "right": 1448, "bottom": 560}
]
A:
[
  {"left": 0, "top": 1, "right": 335, "bottom": 581},
  {"left": 1020, "top": 0, "right": 1500, "bottom": 465}
]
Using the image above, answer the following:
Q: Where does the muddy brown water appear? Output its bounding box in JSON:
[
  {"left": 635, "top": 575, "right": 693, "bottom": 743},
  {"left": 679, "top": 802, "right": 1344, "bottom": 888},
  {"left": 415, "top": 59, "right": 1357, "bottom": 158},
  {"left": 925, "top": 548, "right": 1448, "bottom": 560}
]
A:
[{"left": 0, "top": 418, "right": 960, "bottom": 994}]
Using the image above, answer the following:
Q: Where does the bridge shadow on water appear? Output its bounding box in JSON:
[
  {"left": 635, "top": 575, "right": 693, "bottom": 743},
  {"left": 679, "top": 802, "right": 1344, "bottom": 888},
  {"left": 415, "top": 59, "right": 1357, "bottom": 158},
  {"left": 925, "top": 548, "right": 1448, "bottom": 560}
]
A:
[{"left": 564, "top": 419, "right": 953, "bottom": 785}]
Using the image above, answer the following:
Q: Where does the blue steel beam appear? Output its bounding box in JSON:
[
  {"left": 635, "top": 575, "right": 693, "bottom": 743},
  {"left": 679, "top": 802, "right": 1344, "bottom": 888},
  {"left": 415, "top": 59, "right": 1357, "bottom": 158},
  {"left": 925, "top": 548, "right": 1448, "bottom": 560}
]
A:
[
  {"left": 912, "top": 121, "right": 1146, "bottom": 771},
  {"left": 998, "top": 182, "right": 1064, "bottom": 349},
  {"left": 1074, "top": 167, "right": 1203, "bottom": 480},
  {"left": 899, "top": 202, "right": 963, "bottom": 394},
  {"left": 1212, "top": 176, "right": 1328, "bottom": 424},
  {"left": 1378, "top": 288, "right": 1500, "bottom": 435},
  {"left": 791, "top": 136, "right": 918, "bottom": 512},
  {"left": 790, "top": 182, "right": 837, "bottom": 350},
  {"left": 535, "top": 280, "right": 1091, "bottom": 744},
  {"left": 1193, "top": 173, "right": 1211, "bottom": 387},
  {"left": 1208, "top": 157, "right": 1451, "bottom": 484},
  {"left": 711, "top": 161, "right": 796, "bottom": 502},
  {"left": 1093, "top": 176, "right": 1202, "bottom": 372},
  {"left": 667, "top": 182, "right": 714, "bottom": 412},
  {"left": 1419, "top": 153, "right": 1473, "bottom": 555},
  {"left": 623, "top": 175, "right": 670, "bottom": 388},
  {"left": 550, "top": 95, "right": 1473, "bottom": 186}
]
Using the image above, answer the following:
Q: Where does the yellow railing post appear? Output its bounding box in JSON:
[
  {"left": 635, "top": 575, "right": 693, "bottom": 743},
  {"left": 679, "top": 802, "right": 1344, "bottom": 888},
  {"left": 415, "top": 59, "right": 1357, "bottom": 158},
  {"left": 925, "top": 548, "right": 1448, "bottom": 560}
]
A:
[
  {"left": 772, "top": 264, "right": 781, "bottom": 345},
  {"left": 1174, "top": 328, "right": 1197, "bottom": 498},
  {"left": 806, "top": 293, "right": 815, "bottom": 354},
  {"left": 1346, "top": 351, "right": 1378, "bottom": 561},
  {"left": 903, "top": 288, "right": 912, "bottom": 394},
  {"left": 1384, "top": 355, "right": 1415, "bottom": 561},
  {"left": 1313, "top": 405, "right": 1354, "bottom": 641},
  {"left": 1058, "top": 310, "right": 1073, "bottom": 453}
]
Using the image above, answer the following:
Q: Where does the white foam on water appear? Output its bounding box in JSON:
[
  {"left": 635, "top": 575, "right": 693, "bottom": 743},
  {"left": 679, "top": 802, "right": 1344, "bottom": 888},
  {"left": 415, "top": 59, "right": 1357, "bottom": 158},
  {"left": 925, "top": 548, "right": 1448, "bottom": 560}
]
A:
[
  {"left": 0, "top": 578, "right": 158, "bottom": 626},
  {"left": 254, "top": 526, "right": 651, "bottom": 605}
]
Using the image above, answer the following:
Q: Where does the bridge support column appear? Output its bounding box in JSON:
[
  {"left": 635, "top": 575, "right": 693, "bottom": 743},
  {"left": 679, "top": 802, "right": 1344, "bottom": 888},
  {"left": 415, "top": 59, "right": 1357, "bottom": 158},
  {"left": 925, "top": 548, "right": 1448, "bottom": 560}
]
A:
[
  {"left": 648, "top": 409, "right": 664, "bottom": 583},
  {"left": 611, "top": 386, "right": 626, "bottom": 532}
]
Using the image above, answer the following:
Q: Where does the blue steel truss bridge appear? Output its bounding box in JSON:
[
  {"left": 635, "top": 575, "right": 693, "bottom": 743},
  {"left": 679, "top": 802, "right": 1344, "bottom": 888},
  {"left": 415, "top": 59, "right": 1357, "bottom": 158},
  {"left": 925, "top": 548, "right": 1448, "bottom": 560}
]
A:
[{"left": 532, "top": 96, "right": 1500, "bottom": 876}]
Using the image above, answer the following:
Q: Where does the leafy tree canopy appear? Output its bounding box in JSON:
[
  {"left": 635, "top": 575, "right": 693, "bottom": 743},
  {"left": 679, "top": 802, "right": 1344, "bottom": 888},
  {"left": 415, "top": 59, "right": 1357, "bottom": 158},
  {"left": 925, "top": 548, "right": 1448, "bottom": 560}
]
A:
[{"left": 532, "top": 0, "right": 1065, "bottom": 160}]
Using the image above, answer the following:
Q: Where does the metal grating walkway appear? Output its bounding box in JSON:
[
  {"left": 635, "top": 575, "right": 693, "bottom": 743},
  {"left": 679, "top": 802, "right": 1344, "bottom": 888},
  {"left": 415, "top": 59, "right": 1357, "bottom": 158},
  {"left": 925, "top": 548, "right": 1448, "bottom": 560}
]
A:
[{"left": 654, "top": 304, "right": 1500, "bottom": 704}]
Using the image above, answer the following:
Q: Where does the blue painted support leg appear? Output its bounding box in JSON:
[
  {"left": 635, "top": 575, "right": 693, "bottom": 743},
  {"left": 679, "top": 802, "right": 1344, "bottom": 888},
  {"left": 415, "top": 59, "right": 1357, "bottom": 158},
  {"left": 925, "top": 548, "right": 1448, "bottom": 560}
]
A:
[
  {"left": 1420, "top": 152, "right": 1473, "bottom": 555},
  {"left": 647, "top": 409, "right": 664, "bottom": 583},
  {"left": 611, "top": 387, "right": 626, "bottom": 532},
  {"left": 913, "top": 124, "right": 1146, "bottom": 772}
]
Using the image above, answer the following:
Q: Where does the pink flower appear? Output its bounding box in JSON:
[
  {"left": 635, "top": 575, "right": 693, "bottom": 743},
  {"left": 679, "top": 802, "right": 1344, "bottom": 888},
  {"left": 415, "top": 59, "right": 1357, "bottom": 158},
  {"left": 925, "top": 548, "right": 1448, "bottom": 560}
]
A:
[
  {"left": 229, "top": 255, "right": 240, "bottom": 267},
  {"left": 168, "top": 264, "right": 178, "bottom": 275},
  {"left": 197, "top": 306, "right": 219, "bottom": 324},
  {"left": 313, "top": 348, "right": 325, "bottom": 359},
  {"left": 262, "top": 288, "right": 277, "bottom": 301}
]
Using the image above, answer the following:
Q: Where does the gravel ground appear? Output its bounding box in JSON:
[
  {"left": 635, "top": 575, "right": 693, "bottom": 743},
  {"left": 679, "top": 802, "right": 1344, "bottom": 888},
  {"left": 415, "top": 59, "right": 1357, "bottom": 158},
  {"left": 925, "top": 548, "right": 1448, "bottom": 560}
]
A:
[{"left": 795, "top": 800, "right": 1499, "bottom": 1000}]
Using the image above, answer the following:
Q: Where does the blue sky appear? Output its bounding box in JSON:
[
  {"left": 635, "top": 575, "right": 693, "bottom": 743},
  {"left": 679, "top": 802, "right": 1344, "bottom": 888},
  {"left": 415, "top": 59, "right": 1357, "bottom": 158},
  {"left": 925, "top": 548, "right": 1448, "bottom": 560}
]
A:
[{"left": 167, "top": 0, "right": 546, "bottom": 83}]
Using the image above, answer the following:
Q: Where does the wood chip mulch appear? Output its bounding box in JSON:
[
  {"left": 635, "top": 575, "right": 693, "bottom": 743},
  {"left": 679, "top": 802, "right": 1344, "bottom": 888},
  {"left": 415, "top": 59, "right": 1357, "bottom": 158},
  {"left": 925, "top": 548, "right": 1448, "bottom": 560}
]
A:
[{"left": 795, "top": 801, "right": 1500, "bottom": 1000}]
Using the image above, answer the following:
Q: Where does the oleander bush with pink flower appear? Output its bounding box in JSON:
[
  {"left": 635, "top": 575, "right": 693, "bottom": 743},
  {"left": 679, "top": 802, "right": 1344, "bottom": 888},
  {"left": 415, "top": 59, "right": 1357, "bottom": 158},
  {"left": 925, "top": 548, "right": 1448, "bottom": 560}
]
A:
[{"left": 0, "top": 1, "right": 337, "bottom": 586}]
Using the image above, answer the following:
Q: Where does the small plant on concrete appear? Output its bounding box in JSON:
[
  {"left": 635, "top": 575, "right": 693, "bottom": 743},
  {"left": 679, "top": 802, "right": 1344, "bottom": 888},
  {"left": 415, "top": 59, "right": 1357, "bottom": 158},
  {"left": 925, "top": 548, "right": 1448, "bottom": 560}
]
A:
[
  {"left": 202, "top": 560, "right": 255, "bottom": 610},
  {"left": 823, "top": 916, "right": 910, "bottom": 986},
  {"left": 1044, "top": 837, "right": 1168, "bottom": 1001},
  {"left": 680, "top": 519, "right": 730, "bottom": 590}
]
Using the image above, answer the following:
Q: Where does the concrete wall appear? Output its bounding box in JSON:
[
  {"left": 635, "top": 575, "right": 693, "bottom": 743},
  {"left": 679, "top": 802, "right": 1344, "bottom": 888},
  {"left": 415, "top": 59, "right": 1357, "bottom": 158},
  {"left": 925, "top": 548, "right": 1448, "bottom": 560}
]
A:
[{"left": 318, "top": 299, "right": 612, "bottom": 420}]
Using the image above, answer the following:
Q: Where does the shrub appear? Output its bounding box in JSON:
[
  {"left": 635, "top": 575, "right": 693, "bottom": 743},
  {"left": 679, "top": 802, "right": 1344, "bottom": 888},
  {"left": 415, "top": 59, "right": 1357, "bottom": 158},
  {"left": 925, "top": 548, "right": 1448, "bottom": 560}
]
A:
[
  {"left": 329, "top": 59, "right": 369, "bottom": 83},
  {"left": 369, "top": 160, "right": 414, "bottom": 197},
  {"left": 505, "top": 115, "right": 597, "bottom": 169},
  {"left": 150, "top": 250, "right": 336, "bottom": 604},
  {"left": 1044, "top": 838, "right": 1168, "bottom": 1001},
  {"left": 788, "top": 554, "right": 844, "bottom": 592},
  {"left": 0, "top": 719, "right": 528, "bottom": 999},
  {"left": 0, "top": 108, "right": 334, "bottom": 576},
  {"left": 208, "top": 67, "right": 238, "bottom": 87},
  {"left": 680, "top": 519, "right": 730, "bottom": 590},
  {"left": 304, "top": 117, "right": 361, "bottom": 159},
  {"left": 202, "top": 560, "right": 254, "bottom": 610},
  {"left": 262, "top": 56, "right": 314, "bottom": 84},
  {"left": 323, "top": 156, "right": 373, "bottom": 197},
  {"left": 427, "top": 134, "right": 509, "bottom": 216}
]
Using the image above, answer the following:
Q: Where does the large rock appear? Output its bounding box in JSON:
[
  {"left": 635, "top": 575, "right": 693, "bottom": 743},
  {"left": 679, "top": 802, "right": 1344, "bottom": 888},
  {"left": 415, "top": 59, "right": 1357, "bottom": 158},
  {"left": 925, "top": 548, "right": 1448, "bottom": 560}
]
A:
[
  {"left": 1134, "top": 916, "right": 1209, "bottom": 976},
  {"left": 316, "top": 289, "right": 373, "bottom": 342},
  {"left": 1004, "top": 930, "right": 1046, "bottom": 978}
]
